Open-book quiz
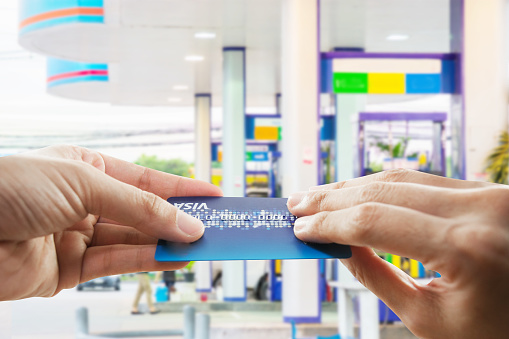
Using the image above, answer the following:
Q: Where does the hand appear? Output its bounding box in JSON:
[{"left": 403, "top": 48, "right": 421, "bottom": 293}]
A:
[
  {"left": 0, "top": 145, "right": 222, "bottom": 301},
  {"left": 287, "top": 169, "right": 509, "bottom": 339}
]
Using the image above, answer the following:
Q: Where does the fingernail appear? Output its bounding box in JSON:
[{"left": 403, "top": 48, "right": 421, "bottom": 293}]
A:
[
  {"left": 287, "top": 191, "right": 307, "bottom": 209},
  {"left": 294, "top": 217, "right": 309, "bottom": 233},
  {"left": 176, "top": 210, "right": 204, "bottom": 236}
]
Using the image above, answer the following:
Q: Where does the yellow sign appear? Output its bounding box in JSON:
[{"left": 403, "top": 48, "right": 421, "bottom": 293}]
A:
[{"left": 368, "top": 73, "right": 406, "bottom": 94}]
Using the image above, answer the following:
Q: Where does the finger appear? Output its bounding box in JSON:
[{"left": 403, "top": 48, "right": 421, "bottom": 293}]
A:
[
  {"left": 91, "top": 223, "right": 157, "bottom": 246},
  {"left": 340, "top": 247, "right": 436, "bottom": 327},
  {"left": 289, "top": 182, "right": 460, "bottom": 218},
  {"left": 80, "top": 244, "right": 188, "bottom": 282},
  {"left": 294, "top": 203, "right": 449, "bottom": 273},
  {"left": 99, "top": 153, "right": 223, "bottom": 199},
  {"left": 70, "top": 163, "right": 205, "bottom": 242},
  {"left": 310, "top": 169, "right": 493, "bottom": 191}
]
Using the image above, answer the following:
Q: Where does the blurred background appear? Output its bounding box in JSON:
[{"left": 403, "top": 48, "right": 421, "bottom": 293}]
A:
[{"left": 1, "top": 0, "right": 508, "bottom": 338}]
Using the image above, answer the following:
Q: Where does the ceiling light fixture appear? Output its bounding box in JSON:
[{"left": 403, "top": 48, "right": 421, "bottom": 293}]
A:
[
  {"left": 185, "top": 55, "right": 204, "bottom": 62},
  {"left": 386, "top": 34, "right": 409, "bottom": 41},
  {"left": 194, "top": 32, "right": 216, "bottom": 39},
  {"left": 172, "top": 85, "right": 189, "bottom": 91},
  {"left": 167, "top": 97, "right": 182, "bottom": 103}
]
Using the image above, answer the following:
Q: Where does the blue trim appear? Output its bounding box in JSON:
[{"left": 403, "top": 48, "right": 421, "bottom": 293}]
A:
[
  {"left": 441, "top": 59, "right": 456, "bottom": 93},
  {"left": 283, "top": 316, "right": 321, "bottom": 324},
  {"left": 20, "top": 15, "right": 103, "bottom": 35},
  {"left": 210, "top": 261, "right": 213, "bottom": 290},
  {"left": 245, "top": 116, "right": 255, "bottom": 140},
  {"left": 333, "top": 259, "right": 338, "bottom": 302},
  {"left": 321, "top": 116, "right": 335, "bottom": 140},
  {"left": 211, "top": 144, "right": 218, "bottom": 162},
  {"left": 245, "top": 114, "right": 281, "bottom": 118},
  {"left": 333, "top": 47, "right": 365, "bottom": 52},
  {"left": 322, "top": 51, "right": 456, "bottom": 60},
  {"left": 358, "top": 112, "right": 447, "bottom": 122},
  {"left": 243, "top": 260, "right": 247, "bottom": 300},
  {"left": 47, "top": 75, "right": 108, "bottom": 87},
  {"left": 243, "top": 47, "right": 246, "bottom": 198},
  {"left": 320, "top": 58, "right": 333, "bottom": 93},
  {"left": 19, "top": 0, "right": 103, "bottom": 20},
  {"left": 317, "top": 259, "right": 322, "bottom": 322},
  {"left": 222, "top": 47, "right": 246, "bottom": 52},
  {"left": 276, "top": 93, "right": 282, "bottom": 115},
  {"left": 223, "top": 297, "right": 247, "bottom": 302},
  {"left": 195, "top": 93, "right": 211, "bottom": 98},
  {"left": 48, "top": 58, "right": 107, "bottom": 77},
  {"left": 196, "top": 288, "right": 212, "bottom": 293}
]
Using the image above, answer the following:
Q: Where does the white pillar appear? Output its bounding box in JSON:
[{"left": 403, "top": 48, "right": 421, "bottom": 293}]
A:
[
  {"left": 359, "top": 291, "right": 379, "bottom": 339},
  {"left": 194, "top": 94, "right": 213, "bottom": 293},
  {"left": 281, "top": 0, "right": 320, "bottom": 323},
  {"left": 222, "top": 47, "right": 246, "bottom": 302},
  {"left": 195, "top": 94, "right": 212, "bottom": 182},
  {"left": 463, "top": 0, "right": 509, "bottom": 181},
  {"left": 335, "top": 94, "right": 366, "bottom": 181}
]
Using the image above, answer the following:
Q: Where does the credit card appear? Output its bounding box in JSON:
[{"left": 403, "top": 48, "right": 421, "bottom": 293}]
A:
[{"left": 155, "top": 197, "right": 351, "bottom": 261}]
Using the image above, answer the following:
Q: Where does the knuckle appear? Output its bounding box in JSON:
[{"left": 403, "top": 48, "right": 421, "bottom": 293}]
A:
[
  {"left": 359, "top": 182, "right": 387, "bottom": 203},
  {"left": 332, "top": 181, "right": 348, "bottom": 190},
  {"left": 380, "top": 168, "right": 412, "bottom": 183},
  {"left": 350, "top": 203, "right": 380, "bottom": 240},
  {"left": 139, "top": 191, "right": 161, "bottom": 220},
  {"left": 448, "top": 223, "right": 509, "bottom": 266},
  {"left": 308, "top": 212, "right": 331, "bottom": 238},
  {"left": 137, "top": 166, "right": 153, "bottom": 192},
  {"left": 309, "top": 190, "right": 330, "bottom": 211}
]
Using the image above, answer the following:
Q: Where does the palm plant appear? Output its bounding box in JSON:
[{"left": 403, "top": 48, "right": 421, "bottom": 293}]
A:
[{"left": 485, "top": 131, "right": 508, "bottom": 184}]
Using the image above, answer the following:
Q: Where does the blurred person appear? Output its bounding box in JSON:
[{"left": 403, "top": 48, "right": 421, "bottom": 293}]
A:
[
  {"left": 0, "top": 145, "right": 222, "bottom": 301},
  {"left": 288, "top": 169, "right": 509, "bottom": 339},
  {"left": 131, "top": 272, "right": 158, "bottom": 315},
  {"left": 162, "top": 270, "right": 177, "bottom": 297}
]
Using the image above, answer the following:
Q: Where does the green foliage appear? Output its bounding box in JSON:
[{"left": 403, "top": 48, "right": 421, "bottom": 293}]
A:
[
  {"left": 485, "top": 131, "right": 508, "bottom": 184},
  {"left": 322, "top": 143, "right": 333, "bottom": 184},
  {"left": 134, "top": 154, "right": 192, "bottom": 177},
  {"left": 375, "top": 137, "right": 410, "bottom": 159},
  {"left": 368, "top": 162, "right": 384, "bottom": 173}
]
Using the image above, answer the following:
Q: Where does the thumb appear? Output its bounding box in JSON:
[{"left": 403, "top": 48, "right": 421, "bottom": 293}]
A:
[{"left": 75, "top": 162, "right": 204, "bottom": 242}]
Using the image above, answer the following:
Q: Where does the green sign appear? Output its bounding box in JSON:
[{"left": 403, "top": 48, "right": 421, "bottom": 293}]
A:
[{"left": 333, "top": 73, "right": 368, "bottom": 93}]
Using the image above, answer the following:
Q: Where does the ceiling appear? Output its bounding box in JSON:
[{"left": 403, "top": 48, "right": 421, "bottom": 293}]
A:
[{"left": 19, "top": 0, "right": 451, "bottom": 108}]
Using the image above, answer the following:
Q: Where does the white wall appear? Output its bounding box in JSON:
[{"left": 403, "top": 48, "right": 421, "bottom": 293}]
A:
[{"left": 464, "top": 0, "right": 509, "bottom": 181}]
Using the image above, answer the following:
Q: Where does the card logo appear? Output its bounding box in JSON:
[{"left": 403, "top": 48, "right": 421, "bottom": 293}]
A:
[{"left": 174, "top": 202, "right": 210, "bottom": 210}]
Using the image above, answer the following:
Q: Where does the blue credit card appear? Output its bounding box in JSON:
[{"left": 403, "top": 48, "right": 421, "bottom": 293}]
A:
[{"left": 155, "top": 197, "right": 351, "bottom": 261}]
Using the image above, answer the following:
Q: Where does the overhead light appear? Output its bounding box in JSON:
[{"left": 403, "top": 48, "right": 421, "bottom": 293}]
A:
[
  {"left": 194, "top": 32, "right": 216, "bottom": 39},
  {"left": 167, "top": 97, "right": 182, "bottom": 103},
  {"left": 386, "top": 34, "right": 409, "bottom": 41},
  {"left": 185, "top": 55, "right": 204, "bottom": 62},
  {"left": 173, "top": 85, "right": 189, "bottom": 91}
]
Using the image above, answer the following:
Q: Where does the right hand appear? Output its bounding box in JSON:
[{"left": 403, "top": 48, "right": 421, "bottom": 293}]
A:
[{"left": 288, "top": 169, "right": 509, "bottom": 339}]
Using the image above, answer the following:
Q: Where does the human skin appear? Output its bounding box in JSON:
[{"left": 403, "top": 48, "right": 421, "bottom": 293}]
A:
[
  {"left": 0, "top": 145, "right": 222, "bottom": 301},
  {"left": 288, "top": 169, "right": 509, "bottom": 339}
]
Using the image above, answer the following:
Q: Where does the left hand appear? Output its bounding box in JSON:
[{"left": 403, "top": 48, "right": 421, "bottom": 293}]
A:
[{"left": 0, "top": 145, "right": 222, "bottom": 300}]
